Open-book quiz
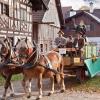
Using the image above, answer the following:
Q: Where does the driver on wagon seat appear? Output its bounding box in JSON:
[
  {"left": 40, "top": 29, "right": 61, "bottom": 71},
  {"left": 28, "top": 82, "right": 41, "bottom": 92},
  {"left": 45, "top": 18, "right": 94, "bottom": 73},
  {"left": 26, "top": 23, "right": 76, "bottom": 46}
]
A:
[{"left": 54, "top": 30, "right": 67, "bottom": 48}]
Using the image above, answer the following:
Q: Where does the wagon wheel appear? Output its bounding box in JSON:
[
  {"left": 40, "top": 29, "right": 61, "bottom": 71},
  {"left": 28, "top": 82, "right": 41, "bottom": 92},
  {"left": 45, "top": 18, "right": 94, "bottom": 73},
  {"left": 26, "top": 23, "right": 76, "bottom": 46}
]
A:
[{"left": 76, "top": 67, "right": 86, "bottom": 83}]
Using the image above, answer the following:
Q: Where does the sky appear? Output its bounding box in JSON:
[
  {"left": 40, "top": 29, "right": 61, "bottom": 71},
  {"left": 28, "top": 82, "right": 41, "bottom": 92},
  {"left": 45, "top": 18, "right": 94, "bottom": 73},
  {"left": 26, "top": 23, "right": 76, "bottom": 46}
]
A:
[{"left": 61, "top": 0, "right": 100, "bottom": 10}]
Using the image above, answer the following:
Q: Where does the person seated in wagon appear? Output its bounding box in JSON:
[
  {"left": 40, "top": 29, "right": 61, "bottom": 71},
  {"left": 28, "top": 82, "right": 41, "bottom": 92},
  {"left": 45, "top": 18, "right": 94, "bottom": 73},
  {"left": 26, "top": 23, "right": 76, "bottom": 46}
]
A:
[
  {"left": 73, "top": 27, "right": 87, "bottom": 57},
  {"left": 66, "top": 35, "right": 74, "bottom": 48},
  {"left": 54, "top": 30, "right": 67, "bottom": 48},
  {"left": 66, "top": 35, "right": 74, "bottom": 56}
]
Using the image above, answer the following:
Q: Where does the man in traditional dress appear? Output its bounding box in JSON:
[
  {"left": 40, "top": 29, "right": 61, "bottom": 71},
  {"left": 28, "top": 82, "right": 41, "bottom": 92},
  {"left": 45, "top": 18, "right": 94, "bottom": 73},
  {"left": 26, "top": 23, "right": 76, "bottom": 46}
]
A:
[
  {"left": 73, "top": 33, "right": 85, "bottom": 56},
  {"left": 54, "top": 30, "right": 67, "bottom": 48}
]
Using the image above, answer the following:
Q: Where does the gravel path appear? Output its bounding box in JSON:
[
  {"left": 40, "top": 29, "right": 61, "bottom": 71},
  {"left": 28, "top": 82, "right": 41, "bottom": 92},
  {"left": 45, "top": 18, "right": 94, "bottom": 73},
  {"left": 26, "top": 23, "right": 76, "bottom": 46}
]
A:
[{"left": 0, "top": 79, "right": 100, "bottom": 100}]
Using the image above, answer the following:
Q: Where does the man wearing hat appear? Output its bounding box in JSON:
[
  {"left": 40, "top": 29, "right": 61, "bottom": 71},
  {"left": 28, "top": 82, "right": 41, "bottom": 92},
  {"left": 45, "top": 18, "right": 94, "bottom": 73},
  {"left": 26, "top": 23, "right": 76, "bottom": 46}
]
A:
[
  {"left": 74, "top": 33, "right": 85, "bottom": 49},
  {"left": 73, "top": 32, "right": 85, "bottom": 57},
  {"left": 54, "top": 30, "right": 67, "bottom": 48}
]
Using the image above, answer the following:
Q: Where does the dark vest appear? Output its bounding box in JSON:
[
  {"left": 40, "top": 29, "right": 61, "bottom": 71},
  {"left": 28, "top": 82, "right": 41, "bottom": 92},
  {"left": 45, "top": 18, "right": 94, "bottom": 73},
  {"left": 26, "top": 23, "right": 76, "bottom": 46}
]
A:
[{"left": 73, "top": 37, "right": 85, "bottom": 49}]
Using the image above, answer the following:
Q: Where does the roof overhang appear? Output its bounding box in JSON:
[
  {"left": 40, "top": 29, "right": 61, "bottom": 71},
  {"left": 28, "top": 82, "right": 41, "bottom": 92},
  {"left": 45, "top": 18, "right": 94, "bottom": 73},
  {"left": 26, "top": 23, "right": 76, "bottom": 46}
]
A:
[
  {"left": 33, "top": 22, "right": 54, "bottom": 24},
  {"left": 29, "top": 0, "right": 48, "bottom": 11},
  {"left": 65, "top": 11, "right": 100, "bottom": 24}
]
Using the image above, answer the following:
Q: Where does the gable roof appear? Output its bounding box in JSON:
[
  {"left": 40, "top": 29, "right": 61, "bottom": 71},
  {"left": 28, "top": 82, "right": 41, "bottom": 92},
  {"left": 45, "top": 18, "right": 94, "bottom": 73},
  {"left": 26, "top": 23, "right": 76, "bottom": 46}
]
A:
[
  {"left": 65, "top": 11, "right": 100, "bottom": 24},
  {"left": 85, "top": 11, "right": 100, "bottom": 24},
  {"left": 32, "top": 0, "right": 64, "bottom": 28}
]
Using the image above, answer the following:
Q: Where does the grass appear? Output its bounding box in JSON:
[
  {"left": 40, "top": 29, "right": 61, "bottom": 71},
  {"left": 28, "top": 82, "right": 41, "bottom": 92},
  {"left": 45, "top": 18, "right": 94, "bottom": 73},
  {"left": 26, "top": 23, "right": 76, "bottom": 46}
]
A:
[
  {"left": 78, "top": 76, "right": 100, "bottom": 92},
  {"left": 0, "top": 74, "right": 23, "bottom": 86},
  {"left": 65, "top": 76, "right": 100, "bottom": 93}
]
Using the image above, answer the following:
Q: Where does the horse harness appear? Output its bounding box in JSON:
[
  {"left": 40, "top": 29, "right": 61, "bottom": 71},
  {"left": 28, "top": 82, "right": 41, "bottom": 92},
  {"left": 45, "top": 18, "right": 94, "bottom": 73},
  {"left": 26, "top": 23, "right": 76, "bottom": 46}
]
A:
[{"left": 22, "top": 50, "right": 59, "bottom": 74}]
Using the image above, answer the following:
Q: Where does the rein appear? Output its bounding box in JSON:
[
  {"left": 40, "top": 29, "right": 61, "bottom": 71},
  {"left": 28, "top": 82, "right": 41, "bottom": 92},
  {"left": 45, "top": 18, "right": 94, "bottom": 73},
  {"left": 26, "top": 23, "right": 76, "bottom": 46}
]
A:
[{"left": 26, "top": 49, "right": 37, "bottom": 63}]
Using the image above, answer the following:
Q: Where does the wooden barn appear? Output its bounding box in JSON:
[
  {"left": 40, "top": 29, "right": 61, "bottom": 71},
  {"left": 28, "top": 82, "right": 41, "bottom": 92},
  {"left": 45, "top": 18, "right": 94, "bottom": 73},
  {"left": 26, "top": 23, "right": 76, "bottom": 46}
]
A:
[
  {"left": 0, "top": 0, "right": 47, "bottom": 45},
  {"left": 32, "top": 0, "right": 64, "bottom": 53}
]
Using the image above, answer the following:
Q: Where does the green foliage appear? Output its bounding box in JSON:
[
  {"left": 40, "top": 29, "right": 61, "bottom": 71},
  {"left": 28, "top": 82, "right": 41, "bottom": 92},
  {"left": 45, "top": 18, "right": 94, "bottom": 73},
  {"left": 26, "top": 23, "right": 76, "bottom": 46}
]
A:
[
  {"left": 0, "top": 74, "right": 23, "bottom": 86},
  {"left": 0, "top": 76, "right": 5, "bottom": 86},
  {"left": 11, "top": 74, "right": 23, "bottom": 81}
]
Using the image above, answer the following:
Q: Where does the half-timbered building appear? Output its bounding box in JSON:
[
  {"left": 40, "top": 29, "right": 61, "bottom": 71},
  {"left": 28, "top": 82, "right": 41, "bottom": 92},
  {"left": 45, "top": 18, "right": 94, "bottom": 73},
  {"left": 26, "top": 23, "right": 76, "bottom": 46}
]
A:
[{"left": 0, "top": 0, "right": 47, "bottom": 45}]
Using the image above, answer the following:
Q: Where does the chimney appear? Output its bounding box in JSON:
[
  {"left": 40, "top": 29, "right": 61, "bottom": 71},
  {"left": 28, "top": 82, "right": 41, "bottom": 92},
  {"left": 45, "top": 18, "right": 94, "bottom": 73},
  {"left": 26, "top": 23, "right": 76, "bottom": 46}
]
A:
[
  {"left": 69, "top": 9, "right": 76, "bottom": 17},
  {"left": 89, "top": 2, "right": 94, "bottom": 13}
]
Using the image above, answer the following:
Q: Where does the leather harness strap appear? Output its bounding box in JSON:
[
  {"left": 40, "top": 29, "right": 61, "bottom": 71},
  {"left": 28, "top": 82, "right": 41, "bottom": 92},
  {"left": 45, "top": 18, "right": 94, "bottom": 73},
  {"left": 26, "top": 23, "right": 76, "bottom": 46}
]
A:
[{"left": 37, "top": 63, "right": 59, "bottom": 74}]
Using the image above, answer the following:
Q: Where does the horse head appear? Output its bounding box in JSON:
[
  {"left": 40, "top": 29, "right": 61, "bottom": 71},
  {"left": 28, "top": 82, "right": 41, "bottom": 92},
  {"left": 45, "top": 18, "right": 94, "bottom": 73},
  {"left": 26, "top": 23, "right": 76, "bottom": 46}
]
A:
[{"left": 15, "top": 37, "right": 34, "bottom": 64}]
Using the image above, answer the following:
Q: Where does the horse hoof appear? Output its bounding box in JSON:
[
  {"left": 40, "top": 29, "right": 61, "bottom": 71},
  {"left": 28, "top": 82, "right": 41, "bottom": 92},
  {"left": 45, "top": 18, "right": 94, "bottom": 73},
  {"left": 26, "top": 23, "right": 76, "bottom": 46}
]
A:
[
  {"left": 27, "top": 95, "right": 31, "bottom": 99},
  {"left": 48, "top": 92, "right": 53, "bottom": 96},
  {"left": 48, "top": 92, "right": 52, "bottom": 96},
  {"left": 60, "top": 89, "right": 65, "bottom": 93},
  {"left": 10, "top": 93, "right": 15, "bottom": 97},
  {"left": 36, "top": 95, "right": 42, "bottom": 100},
  {"left": 36, "top": 98, "right": 40, "bottom": 100}
]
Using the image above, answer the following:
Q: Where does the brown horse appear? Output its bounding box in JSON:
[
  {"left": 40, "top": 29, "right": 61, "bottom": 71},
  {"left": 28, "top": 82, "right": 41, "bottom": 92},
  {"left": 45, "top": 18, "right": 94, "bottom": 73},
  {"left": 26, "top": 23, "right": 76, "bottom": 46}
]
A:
[
  {"left": 0, "top": 38, "right": 18, "bottom": 100},
  {"left": 22, "top": 44, "right": 65, "bottom": 99},
  {"left": 0, "top": 38, "right": 33, "bottom": 100}
]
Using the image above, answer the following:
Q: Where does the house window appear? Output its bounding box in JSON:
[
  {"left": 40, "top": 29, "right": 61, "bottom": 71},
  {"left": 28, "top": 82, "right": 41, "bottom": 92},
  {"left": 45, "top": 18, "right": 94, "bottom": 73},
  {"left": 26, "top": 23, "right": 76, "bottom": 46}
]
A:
[
  {"left": 66, "top": 24, "right": 75, "bottom": 31},
  {"left": 0, "top": 3, "right": 9, "bottom": 16},
  {"left": 20, "top": 8, "right": 27, "bottom": 21},
  {"left": 90, "top": 23, "right": 94, "bottom": 31},
  {"left": 86, "top": 25, "right": 90, "bottom": 31}
]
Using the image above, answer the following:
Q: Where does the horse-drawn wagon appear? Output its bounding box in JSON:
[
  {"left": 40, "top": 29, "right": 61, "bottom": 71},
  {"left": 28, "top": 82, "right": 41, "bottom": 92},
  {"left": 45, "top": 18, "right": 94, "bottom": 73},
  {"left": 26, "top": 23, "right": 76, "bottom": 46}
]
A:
[
  {"left": 54, "top": 42, "right": 98, "bottom": 82},
  {"left": 0, "top": 36, "right": 100, "bottom": 100}
]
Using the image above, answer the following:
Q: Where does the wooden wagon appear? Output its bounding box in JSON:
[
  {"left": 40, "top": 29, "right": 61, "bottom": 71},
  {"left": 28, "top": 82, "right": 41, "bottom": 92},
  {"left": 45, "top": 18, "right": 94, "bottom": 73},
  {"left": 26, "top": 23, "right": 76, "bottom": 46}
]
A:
[{"left": 54, "top": 43, "right": 97, "bottom": 82}]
